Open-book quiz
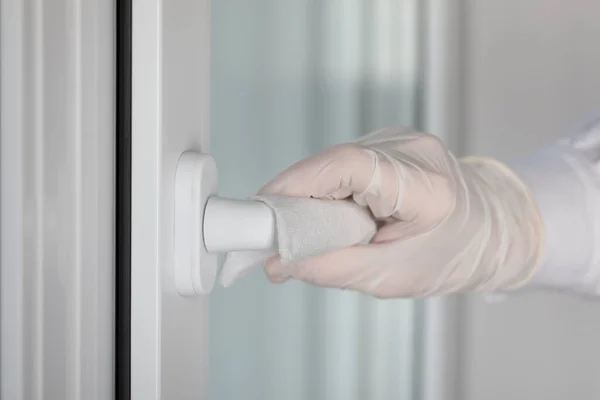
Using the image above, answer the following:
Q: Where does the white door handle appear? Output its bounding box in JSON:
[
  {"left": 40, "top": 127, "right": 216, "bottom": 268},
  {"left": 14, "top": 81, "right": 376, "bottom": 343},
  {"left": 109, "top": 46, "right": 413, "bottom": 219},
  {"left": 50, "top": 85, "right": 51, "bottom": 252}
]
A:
[
  {"left": 203, "top": 197, "right": 275, "bottom": 253},
  {"left": 173, "top": 152, "right": 275, "bottom": 296}
]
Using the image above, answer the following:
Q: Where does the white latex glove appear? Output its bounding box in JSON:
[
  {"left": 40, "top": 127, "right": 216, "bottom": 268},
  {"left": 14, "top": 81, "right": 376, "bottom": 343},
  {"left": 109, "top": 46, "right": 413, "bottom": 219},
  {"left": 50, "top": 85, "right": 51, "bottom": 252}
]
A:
[{"left": 259, "top": 127, "right": 545, "bottom": 298}]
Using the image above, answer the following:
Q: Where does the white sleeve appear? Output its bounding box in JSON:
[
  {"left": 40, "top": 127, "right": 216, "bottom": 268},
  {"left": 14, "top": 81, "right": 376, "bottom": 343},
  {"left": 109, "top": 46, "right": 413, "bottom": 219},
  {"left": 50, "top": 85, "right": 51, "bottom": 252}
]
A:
[{"left": 508, "top": 114, "right": 600, "bottom": 296}]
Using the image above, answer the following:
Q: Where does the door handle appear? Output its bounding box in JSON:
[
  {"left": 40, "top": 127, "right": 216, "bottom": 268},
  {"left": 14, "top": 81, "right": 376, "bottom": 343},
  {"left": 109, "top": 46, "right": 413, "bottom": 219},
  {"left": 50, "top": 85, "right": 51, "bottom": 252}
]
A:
[{"left": 173, "top": 152, "right": 275, "bottom": 296}]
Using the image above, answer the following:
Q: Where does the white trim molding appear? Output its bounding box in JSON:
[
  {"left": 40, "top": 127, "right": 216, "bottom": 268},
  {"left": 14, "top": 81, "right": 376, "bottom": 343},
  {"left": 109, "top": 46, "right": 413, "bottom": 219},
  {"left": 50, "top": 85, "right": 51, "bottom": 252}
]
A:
[{"left": 1, "top": 0, "right": 115, "bottom": 399}]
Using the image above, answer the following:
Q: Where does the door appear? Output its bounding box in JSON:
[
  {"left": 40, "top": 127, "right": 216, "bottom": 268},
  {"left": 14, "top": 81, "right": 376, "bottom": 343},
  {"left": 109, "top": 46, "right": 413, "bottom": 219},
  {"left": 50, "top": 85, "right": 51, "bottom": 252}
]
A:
[
  {"left": 129, "top": 0, "right": 211, "bottom": 398},
  {"left": 129, "top": 1, "right": 457, "bottom": 399},
  {"left": 129, "top": 0, "right": 423, "bottom": 398}
]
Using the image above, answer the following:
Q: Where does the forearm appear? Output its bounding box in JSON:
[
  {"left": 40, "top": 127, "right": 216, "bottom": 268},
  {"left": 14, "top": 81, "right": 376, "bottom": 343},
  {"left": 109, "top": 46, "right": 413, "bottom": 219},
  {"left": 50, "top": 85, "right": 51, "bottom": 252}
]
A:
[{"left": 508, "top": 138, "right": 600, "bottom": 296}]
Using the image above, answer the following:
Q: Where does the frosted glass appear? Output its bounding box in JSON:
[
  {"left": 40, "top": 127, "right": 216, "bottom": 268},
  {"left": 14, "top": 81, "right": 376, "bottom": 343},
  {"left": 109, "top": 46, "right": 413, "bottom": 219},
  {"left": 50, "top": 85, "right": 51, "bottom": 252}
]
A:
[{"left": 210, "top": 1, "right": 421, "bottom": 399}]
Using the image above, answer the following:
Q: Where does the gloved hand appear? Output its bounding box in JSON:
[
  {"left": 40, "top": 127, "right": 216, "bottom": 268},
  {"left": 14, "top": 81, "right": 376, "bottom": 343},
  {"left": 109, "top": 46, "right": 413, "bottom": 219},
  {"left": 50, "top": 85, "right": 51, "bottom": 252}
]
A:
[{"left": 259, "top": 127, "right": 545, "bottom": 298}]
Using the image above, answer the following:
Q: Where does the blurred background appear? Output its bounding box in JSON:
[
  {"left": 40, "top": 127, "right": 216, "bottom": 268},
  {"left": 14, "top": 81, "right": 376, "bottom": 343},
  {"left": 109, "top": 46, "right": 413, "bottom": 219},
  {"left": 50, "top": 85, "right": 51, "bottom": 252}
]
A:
[
  {"left": 209, "top": 1, "right": 600, "bottom": 400},
  {"left": 210, "top": 2, "right": 419, "bottom": 399}
]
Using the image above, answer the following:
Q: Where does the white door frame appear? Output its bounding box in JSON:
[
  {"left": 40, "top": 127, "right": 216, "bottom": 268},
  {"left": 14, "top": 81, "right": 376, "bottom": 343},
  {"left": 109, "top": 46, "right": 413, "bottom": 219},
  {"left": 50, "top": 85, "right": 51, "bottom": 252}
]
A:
[{"left": 130, "top": 0, "right": 211, "bottom": 398}]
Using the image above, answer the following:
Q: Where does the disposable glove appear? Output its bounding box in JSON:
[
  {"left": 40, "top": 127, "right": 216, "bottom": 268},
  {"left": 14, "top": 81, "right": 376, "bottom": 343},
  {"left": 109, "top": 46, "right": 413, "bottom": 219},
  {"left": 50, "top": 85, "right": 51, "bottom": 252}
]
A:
[{"left": 259, "top": 127, "right": 544, "bottom": 297}]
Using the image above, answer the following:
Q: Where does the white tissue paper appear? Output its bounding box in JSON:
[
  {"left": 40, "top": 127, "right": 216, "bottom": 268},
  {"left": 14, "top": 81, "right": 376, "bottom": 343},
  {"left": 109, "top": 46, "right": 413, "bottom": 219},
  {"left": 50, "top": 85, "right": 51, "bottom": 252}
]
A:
[{"left": 219, "top": 196, "right": 378, "bottom": 287}]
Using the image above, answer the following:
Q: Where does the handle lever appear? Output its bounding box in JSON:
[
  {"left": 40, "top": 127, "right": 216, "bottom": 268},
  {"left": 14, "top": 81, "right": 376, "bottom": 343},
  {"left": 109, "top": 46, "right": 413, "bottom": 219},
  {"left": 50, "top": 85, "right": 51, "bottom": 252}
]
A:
[{"left": 173, "top": 152, "right": 275, "bottom": 296}]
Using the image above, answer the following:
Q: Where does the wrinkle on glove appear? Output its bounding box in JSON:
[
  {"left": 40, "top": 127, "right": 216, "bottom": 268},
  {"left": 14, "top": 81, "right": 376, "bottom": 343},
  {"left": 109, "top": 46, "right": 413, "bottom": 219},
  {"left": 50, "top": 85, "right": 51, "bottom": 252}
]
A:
[{"left": 219, "top": 196, "right": 377, "bottom": 287}]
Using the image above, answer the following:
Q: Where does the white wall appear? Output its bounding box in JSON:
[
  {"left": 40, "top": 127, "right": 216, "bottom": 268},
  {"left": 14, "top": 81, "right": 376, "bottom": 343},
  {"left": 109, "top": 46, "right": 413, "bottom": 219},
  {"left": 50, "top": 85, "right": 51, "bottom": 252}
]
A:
[{"left": 460, "top": 1, "right": 600, "bottom": 399}]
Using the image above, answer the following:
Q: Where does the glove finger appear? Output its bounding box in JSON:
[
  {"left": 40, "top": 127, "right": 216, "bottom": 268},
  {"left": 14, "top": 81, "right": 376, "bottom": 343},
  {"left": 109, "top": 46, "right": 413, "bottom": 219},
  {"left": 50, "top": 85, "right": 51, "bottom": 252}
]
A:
[
  {"left": 258, "top": 144, "right": 403, "bottom": 219},
  {"left": 351, "top": 153, "right": 403, "bottom": 218},
  {"left": 372, "top": 219, "right": 423, "bottom": 243},
  {"left": 262, "top": 246, "right": 371, "bottom": 289},
  {"left": 355, "top": 126, "right": 423, "bottom": 146},
  {"left": 294, "top": 246, "right": 433, "bottom": 298},
  {"left": 285, "top": 245, "right": 386, "bottom": 290},
  {"left": 259, "top": 130, "right": 455, "bottom": 225},
  {"left": 323, "top": 188, "right": 353, "bottom": 200},
  {"left": 258, "top": 144, "right": 376, "bottom": 199},
  {"left": 264, "top": 256, "right": 291, "bottom": 284},
  {"left": 267, "top": 242, "right": 431, "bottom": 298}
]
